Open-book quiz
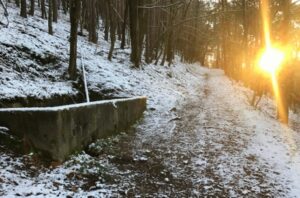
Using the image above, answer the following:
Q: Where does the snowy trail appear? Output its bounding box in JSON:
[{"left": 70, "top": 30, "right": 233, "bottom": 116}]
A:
[
  {"left": 129, "top": 66, "right": 300, "bottom": 197},
  {"left": 1, "top": 63, "right": 300, "bottom": 197},
  {"left": 206, "top": 70, "right": 300, "bottom": 197}
]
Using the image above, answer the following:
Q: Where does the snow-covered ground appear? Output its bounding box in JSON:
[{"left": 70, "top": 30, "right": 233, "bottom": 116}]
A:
[
  {"left": 0, "top": 3, "right": 186, "bottom": 107},
  {"left": 202, "top": 70, "right": 300, "bottom": 197},
  {"left": 1, "top": 3, "right": 300, "bottom": 198},
  {"left": 0, "top": 7, "right": 76, "bottom": 100}
]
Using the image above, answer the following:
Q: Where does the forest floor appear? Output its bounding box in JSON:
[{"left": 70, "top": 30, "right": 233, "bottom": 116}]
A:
[{"left": 1, "top": 3, "right": 300, "bottom": 198}]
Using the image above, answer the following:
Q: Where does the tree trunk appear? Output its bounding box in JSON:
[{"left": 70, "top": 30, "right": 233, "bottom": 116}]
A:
[
  {"left": 52, "top": 0, "right": 58, "bottom": 22},
  {"left": 79, "top": 0, "right": 85, "bottom": 35},
  {"left": 166, "top": 0, "right": 175, "bottom": 66},
  {"left": 144, "top": 7, "right": 151, "bottom": 63},
  {"left": 88, "top": 0, "right": 97, "bottom": 43},
  {"left": 120, "top": 2, "right": 128, "bottom": 49},
  {"left": 277, "top": 0, "right": 292, "bottom": 124},
  {"left": 62, "top": 0, "right": 68, "bottom": 14},
  {"left": 68, "top": 0, "right": 81, "bottom": 80},
  {"left": 103, "top": 3, "right": 109, "bottom": 41},
  {"left": 48, "top": 0, "right": 53, "bottom": 35},
  {"left": 20, "top": 0, "right": 27, "bottom": 18},
  {"left": 137, "top": 0, "right": 145, "bottom": 63},
  {"left": 128, "top": 0, "right": 140, "bottom": 67},
  {"left": 221, "top": 0, "right": 228, "bottom": 74},
  {"left": 41, "top": 0, "right": 46, "bottom": 19},
  {"left": 242, "top": 0, "right": 248, "bottom": 68},
  {"left": 107, "top": 0, "right": 116, "bottom": 61},
  {"left": 29, "top": 0, "right": 34, "bottom": 15}
]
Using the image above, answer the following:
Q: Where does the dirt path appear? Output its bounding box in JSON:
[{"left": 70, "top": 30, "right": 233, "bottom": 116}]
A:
[
  {"left": 163, "top": 70, "right": 286, "bottom": 197},
  {"left": 103, "top": 68, "right": 289, "bottom": 197}
]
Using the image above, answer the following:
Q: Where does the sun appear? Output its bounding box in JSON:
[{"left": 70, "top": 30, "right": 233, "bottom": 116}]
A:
[{"left": 259, "top": 47, "right": 285, "bottom": 74}]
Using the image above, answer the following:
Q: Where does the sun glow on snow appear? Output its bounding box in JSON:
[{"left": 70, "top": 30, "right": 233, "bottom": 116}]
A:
[
  {"left": 258, "top": 0, "right": 297, "bottom": 155},
  {"left": 259, "top": 0, "right": 287, "bottom": 125},
  {"left": 259, "top": 0, "right": 288, "bottom": 126}
]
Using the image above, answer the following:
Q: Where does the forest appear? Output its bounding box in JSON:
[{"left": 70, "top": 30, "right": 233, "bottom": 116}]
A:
[
  {"left": 2, "top": 0, "right": 300, "bottom": 122},
  {"left": 1, "top": 0, "right": 300, "bottom": 197}
]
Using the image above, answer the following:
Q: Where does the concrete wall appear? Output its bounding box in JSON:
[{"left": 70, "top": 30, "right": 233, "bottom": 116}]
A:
[{"left": 0, "top": 97, "right": 146, "bottom": 161}]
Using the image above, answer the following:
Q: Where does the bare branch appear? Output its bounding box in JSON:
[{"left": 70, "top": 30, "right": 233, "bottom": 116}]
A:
[{"left": 138, "top": 1, "right": 183, "bottom": 9}]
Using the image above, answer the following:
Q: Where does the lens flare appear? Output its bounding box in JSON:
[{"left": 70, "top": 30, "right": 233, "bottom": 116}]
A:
[
  {"left": 259, "top": 0, "right": 297, "bottom": 156},
  {"left": 259, "top": 47, "right": 285, "bottom": 74}
]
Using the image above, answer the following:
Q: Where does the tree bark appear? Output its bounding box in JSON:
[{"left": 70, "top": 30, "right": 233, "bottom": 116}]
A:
[
  {"left": 242, "top": 0, "right": 248, "bottom": 68},
  {"left": 62, "top": 0, "right": 68, "bottom": 14},
  {"left": 20, "top": 0, "right": 27, "bottom": 18},
  {"left": 29, "top": 0, "right": 34, "bottom": 15},
  {"left": 128, "top": 0, "right": 140, "bottom": 67},
  {"left": 41, "top": 0, "right": 46, "bottom": 19},
  {"left": 120, "top": 2, "right": 128, "bottom": 49},
  {"left": 52, "top": 0, "right": 58, "bottom": 22},
  {"left": 69, "top": 0, "right": 81, "bottom": 80},
  {"left": 48, "top": 0, "right": 53, "bottom": 35},
  {"left": 221, "top": 0, "right": 228, "bottom": 73},
  {"left": 277, "top": 0, "right": 292, "bottom": 124},
  {"left": 88, "top": 0, "right": 97, "bottom": 43},
  {"left": 107, "top": 0, "right": 116, "bottom": 61},
  {"left": 166, "top": 0, "right": 175, "bottom": 66}
]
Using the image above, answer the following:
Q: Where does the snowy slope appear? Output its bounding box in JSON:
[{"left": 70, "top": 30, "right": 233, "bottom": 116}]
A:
[
  {"left": 0, "top": 6, "right": 76, "bottom": 101},
  {"left": 0, "top": 3, "right": 187, "bottom": 111}
]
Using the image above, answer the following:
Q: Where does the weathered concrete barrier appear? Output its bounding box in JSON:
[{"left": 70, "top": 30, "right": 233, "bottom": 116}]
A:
[{"left": 0, "top": 97, "right": 146, "bottom": 161}]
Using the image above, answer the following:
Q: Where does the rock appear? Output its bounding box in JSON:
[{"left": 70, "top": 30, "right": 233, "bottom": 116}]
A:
[
  {"left": 170, "top": 107, "right": 177, "bottom": 112},
  {"left": 149, "top": 107, "right": 156, "bottom": 111}
]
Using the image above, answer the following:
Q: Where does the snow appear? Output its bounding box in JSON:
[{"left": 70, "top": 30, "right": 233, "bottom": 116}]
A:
[
  {"left": 0, "top": 12, "right": 76, "bottom": 100},
  {"left": 0, "top": 96, "right": 145, "bottom": 112},
  {"left": 206, "top": 69, "right": 300, "bottom": 197},
  {"left": 1, "top": 2, "right": 300, "bottom": 198}
]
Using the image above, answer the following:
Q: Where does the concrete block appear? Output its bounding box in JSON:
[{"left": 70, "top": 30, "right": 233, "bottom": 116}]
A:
[{"left": 0, "top": 97, "right": 146, "bottom": 161}]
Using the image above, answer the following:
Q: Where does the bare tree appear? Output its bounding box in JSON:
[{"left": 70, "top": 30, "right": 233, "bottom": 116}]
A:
[
  {"left": 53, "top": 0, "right": 58, "bottom": 22},
  {"left": 121, "top": 1, "right": 128, "bottom": 49},
  {"left": 41, "top": 0, "right": 46, "bottom": 19},
  {"left": 69, "top": 0, "right": 81, "bottom": 80},
  {"left": 48, "top": 0, "right": 53, "bottom": 35},
  {"left": 87, "top": 0, "right": 97, "bottom": 43},
  {"left": 15, "top": 0, "right": 20, "bottom": 7},
  {"left": 277, "top": 0, "right": 292, "bottom": 124},
  {"left": 29, "top": 0, "right": 34, "bottom": 15},
  {"left": 20, "top": 0, "right": 27, "bottom": 18},
  {"left": 107, "top": 0, "right": 116, "bottom": 61},
  {"left": 128, "top": 0, "right": 142, "bottom": 67}
]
